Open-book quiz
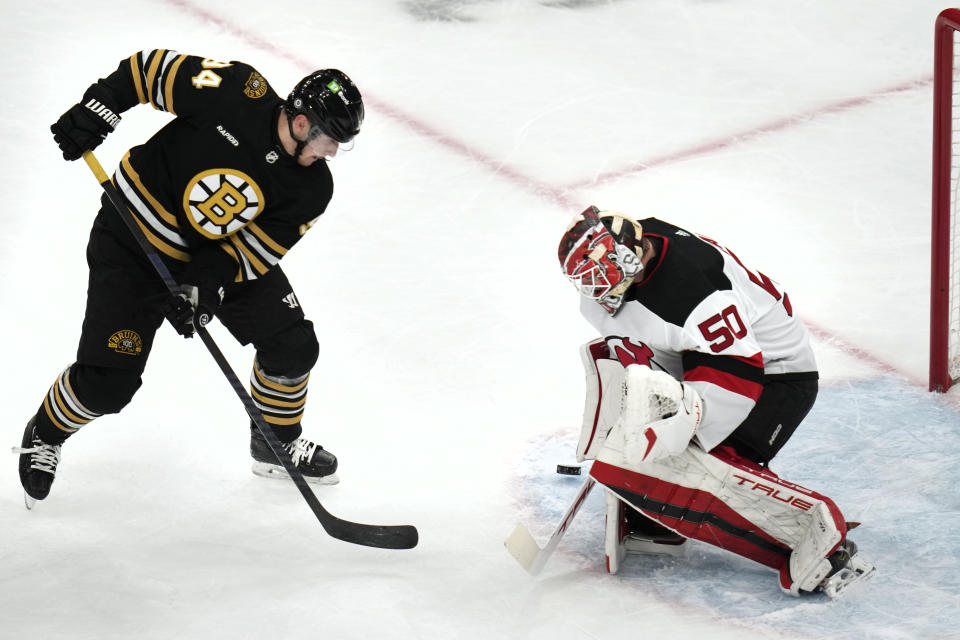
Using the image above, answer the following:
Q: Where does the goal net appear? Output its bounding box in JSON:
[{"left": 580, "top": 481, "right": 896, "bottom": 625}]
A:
[{"left": 931, "top": 8, "right": 960, "bottom": 392}]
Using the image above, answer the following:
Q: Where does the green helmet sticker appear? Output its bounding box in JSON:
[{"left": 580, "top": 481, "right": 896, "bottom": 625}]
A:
[{"left": 327, "top": 80, "right": 342, "bottom": 93}]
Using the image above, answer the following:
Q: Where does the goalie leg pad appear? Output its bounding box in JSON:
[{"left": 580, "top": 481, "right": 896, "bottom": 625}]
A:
[
  {"left": 590, "top": 444, "right": 848, "bottom": 592},
  {"left": 778, "top": 501, "right": 843, "bottom": 595}
]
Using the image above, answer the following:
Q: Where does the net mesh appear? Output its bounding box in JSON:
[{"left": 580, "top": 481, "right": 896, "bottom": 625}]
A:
[{"left": 650, "top": 393, "right": 679, "bottom": 421}]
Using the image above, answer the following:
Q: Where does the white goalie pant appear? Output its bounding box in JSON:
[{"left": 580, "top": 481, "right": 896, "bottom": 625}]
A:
[{"left": 590, "top": 443, "right": 849, "bottom": 595}]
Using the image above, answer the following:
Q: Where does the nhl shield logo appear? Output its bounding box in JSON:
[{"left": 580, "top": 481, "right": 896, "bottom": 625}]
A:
[
  {"left": 244, "top": 71, "right": 268, "bottom": 99},
  {"left": 108, "top": 330, "right": 143, "bottom": 356}
]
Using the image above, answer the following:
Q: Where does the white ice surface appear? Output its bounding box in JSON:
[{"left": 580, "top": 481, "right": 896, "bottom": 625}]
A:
[{"left": 1, "top": 1, "right": 958, "bottom": 639}]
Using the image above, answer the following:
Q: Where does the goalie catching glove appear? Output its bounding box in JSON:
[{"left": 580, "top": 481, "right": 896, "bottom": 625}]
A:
[
  {"left": 576, "top": 337, "right": 703, "bottom": 465},
  {"left": 614, "top": 364, "right": 703, "bottom": 463}
]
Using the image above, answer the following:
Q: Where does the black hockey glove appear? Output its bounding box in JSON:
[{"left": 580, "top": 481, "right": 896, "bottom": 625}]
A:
[
  {"left": 50, "top": 96, "right": 122, "bottom": 161},
  {"left": 164, "top": 285, "right": 224, "bottom": 338}
]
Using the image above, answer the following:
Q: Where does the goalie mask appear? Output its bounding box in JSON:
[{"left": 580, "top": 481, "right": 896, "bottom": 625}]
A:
[{"left": 558, "top": 206, "right": 644, "bottom": 315}]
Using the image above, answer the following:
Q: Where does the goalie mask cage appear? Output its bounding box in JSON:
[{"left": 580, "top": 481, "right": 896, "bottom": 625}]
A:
[{"left": 931, "top": 8, "right": 960, "bottom": 392}]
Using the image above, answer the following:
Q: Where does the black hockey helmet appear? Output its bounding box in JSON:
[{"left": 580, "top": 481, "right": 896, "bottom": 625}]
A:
[{"left": 284, "top": 69, "right": 364, "bottom": 144}]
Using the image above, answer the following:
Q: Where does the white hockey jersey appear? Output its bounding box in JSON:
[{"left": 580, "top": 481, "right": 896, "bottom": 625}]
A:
[{"left": 579, "top": 218, "right": 817, "bottom": 452}]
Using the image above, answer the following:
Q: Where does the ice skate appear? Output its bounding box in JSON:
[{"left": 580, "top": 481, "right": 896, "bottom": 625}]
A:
[
  {"left": 622, "top": 504, "right": 688, "bottom": 555},
  {"left": 605, "top": 490, "right": 687, "bottom": 573},
  {"left": 13, "top": 417, "right": 62, "bottom": 510},
  {"left": 818, "top": 539, "right": 876, "bottom": 599},
  {"left": 621, "top": 492, "right": 687, "bottom": 556},
  {"left": 250, "top": 428, "right": 339, "bottom": 485}
]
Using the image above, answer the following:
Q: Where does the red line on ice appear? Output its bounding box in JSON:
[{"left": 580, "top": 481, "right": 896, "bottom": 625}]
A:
[
  {"left": 168, "top": 0, "right": 931, "bottom": 384},
  {"left": 565, "top": 77, "right": 932, "bottom": 190}
]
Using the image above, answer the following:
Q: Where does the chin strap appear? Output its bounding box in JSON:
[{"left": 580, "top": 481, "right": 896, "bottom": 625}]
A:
[{"left": 285, "top": 112, "right": 309, "bottom": 160}]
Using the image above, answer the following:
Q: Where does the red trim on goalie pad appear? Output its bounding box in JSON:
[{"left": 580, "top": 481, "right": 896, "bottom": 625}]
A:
[
  {"left": 684, "top": 365, "right": 763, "bottom": 401},
  {"left": 591, "top": 449, "right": 849, "bottom": 575},
  {"left": 590, "top": 460, "right": 790, "bottom": 569},
  {"left": 779, "top": 561, "right": 794, "bottom": 591},
  {"left": 710, "top": 446, "right": 847, "bottom": 538}
]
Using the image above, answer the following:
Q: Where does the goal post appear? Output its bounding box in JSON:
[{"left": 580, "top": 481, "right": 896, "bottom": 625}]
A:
[{"left": 931, "top": 8, "right": 960, "bottom": 392}]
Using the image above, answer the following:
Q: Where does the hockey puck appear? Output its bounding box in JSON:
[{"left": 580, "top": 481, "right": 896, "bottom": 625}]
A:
[{"left": 556, "top": 464, "right": 581, "bottom": 476}]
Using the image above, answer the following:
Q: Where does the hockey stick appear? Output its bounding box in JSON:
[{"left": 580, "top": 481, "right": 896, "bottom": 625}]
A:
[
  {"left": 504, "top": 474, "right": 596, "bottom": 575},
  {"left": 81, "top": 151, "right": 418, "bottom": 550}
]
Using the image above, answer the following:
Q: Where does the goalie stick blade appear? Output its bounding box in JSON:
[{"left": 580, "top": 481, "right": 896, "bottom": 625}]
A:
[
  {"left": 504, "top": 476, "right": 596, "bottom": 575},
  {"left": 504, "top": 523, "right": 545, "bottom": 574}
]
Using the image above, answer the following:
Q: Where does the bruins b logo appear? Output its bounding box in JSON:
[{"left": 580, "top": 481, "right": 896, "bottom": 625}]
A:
[{"left": 183, "top": 169, "right": 265, "bottom": 238}]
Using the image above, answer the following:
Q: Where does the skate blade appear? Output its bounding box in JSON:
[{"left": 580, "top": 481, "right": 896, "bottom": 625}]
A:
[
  {"left": 623, "top": 536, "right": 689, "bottom": 558},
  {"left": 23, "top": 492, "right": 36, "bottom": 510},
  {"left": 822, "top": 557, "right": 877, "bottom": 599},
  {"left": 251, "top": 462, "right": 340, "bottom": 486}
]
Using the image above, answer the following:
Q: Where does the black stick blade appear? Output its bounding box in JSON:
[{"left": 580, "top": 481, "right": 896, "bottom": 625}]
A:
[{"left": 327, "top": 522, "right": 419, "bottom": 549}]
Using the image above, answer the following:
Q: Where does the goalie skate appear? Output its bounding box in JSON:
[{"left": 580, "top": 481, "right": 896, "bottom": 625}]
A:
[
  {"left": 250, "top": 430, "right": 339, "bottom": 486},
  {"left": 819, "top": 540, "right": 876, "bottom": 599},
  {"left": 605, "top": 489, "right": 687, "bottom": 573}
]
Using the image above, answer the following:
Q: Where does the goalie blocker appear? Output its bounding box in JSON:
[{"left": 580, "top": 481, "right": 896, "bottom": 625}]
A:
[{"left": 578, "top": 337, "right": 875, "bottom": 597}]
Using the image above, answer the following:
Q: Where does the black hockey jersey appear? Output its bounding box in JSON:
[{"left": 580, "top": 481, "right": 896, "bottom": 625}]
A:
[
  {"left": 87, "top": 49, "right": 333, "bottom": 285},
  {"left": 579, "top": 218, "right": 817, "bottom": 451}
]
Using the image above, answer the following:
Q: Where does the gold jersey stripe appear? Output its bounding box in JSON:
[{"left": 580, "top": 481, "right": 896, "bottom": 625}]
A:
[
  {"left": 218, "top": 243, "right": 245, "bottom": 283},
  {"left": 163, "top": 54, "right": 188, "bottom": 116},
  {"left": 121, "top": 153, "right": 179, "bottom": 228},
  {"left": 229, "top": 234, "right": 269, "bottom": 276},
  {"left": 245, "top": 222, "right": 288, "bottom": 258},
  {"left": 145, "top": 48, "right": 167, "bottom": 109},
  {"left": 130, "top": 208, "right": 191, "bottom": 262},
  {"left": 129, "top": 53, "right": 147, "bottom": 104}
]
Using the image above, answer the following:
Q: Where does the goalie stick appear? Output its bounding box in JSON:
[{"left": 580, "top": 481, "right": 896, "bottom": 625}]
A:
[
  {"left": 81, "top": 151, "right": 418, "bottom": 550},
  {"left": 504, "top": 475, "right": 596, "bottom": 574}
]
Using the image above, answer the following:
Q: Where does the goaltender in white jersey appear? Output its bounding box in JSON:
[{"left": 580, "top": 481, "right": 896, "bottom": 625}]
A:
[{"left": 558, "top": 206, "right": 875, "bottom": 598}]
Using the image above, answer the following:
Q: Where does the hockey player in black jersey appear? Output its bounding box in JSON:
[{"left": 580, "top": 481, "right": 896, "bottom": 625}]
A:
[
  {"left": 557, "top": 206, "right": 875, "bottom": 598},
  {"left": 16, "top": 50, "right": 364, "bottom": 508}
]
